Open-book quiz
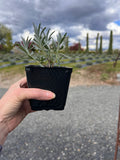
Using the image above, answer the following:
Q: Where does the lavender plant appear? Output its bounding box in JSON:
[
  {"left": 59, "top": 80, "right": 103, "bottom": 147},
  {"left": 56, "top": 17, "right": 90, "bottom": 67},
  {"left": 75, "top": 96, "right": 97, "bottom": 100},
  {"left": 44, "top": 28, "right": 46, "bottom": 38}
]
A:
[{"left": 17, "top": 23, "right": 67, "bottom": 67}]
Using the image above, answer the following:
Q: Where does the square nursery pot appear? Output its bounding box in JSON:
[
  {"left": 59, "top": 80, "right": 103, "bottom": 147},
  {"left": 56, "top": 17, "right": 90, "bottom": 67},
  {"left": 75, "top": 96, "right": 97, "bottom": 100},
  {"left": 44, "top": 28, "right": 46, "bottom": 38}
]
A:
[{"left": 25, "top": 65, "right": 72, "bottom": 111}]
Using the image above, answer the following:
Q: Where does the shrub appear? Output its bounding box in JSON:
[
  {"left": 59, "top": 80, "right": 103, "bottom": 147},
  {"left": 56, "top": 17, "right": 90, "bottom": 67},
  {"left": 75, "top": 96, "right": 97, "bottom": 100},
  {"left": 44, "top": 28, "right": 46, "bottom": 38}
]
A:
[
  {"left": 3, "top": 59, "right": 9, "bottom": 62},
  {"left": 104, "top": 59, "right": 110, "bottom": 62},
  {"left": 75, "top": 64, "right": 82, "bottom": 68},
  {"left": 95, "top": 56, "right": 100, "bottom": 59},
  {"left": 69, "top": 58, "right": 76, "bottom": 63},
  {"left": 96, "top": 60, "right": 102, "bottom": 64},
  {"left": 87, "top": 57, "right": 93, "bottom": 60},
  {"left": 23, "top": 60, "right": 29, "bottom": 63},
  {"left": 79, "top": 57, "right": 85, "bottom": 61},
  {"left": 101, "top": 73, "right": 109, "bottom": 81},
  {"left": 15, "top": 57, "right": 21, "bottom": 61},
  {"left": 10, "top": 62, "right": 16, "bottom": 65},
  {"left": 86, "top": 61, "right": 93, "bottom": 65}
]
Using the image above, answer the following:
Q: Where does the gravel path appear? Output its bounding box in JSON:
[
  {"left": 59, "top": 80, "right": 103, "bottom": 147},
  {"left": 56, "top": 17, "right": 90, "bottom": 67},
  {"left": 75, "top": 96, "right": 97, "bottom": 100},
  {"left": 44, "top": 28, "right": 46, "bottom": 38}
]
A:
[{"left": 0, "top": 86, "right": 120, "bottom": 160}]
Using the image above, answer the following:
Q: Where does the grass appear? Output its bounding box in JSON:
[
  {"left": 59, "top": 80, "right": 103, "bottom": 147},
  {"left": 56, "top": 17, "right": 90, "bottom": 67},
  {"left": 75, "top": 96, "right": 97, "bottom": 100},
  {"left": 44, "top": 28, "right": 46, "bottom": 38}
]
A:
[
  {"left": 0, "top": 64, "right": 25, "bottom": 75},
  {"left": 0, "top": 61, "right": 82, "bottom": 77},
  {"left": 85, "top": 61, "right": 120, "bottom": 74},
  {"left": 0, "top": 61, "right": 10, "bottom": 65},
  {"left": 100, "top": 73, "right": 109, "bottom": 81}
]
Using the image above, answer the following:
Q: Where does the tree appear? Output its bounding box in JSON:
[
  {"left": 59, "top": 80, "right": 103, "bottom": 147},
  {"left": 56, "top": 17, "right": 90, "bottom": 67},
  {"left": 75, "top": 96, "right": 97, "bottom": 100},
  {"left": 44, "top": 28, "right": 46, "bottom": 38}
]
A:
[
  {"left": 99, "top": 36, "right": 103, "bottom": 54},
  {"left": 0, "top": 24, "right": 6, "bottom": 45},
  {"left": 4, "top": 32, "right": 13, "bottom": 52},
  {"left": 96, "top": 33, "right": 99, "bottom": 54},
  {"left": 64, "top": 36, "right": 69, "bottom": 53},
  {"left": 86, "top": 33, "right": 89, "bottom": 53},
  {"left": 108, "top": 30, "right": 113, "bottom": 54},
  {"left": 78, "top": 39, "right": 81, "bottom": 53},
  {"left": 0, "top": 23, "right": 13, "bottom": 52}
]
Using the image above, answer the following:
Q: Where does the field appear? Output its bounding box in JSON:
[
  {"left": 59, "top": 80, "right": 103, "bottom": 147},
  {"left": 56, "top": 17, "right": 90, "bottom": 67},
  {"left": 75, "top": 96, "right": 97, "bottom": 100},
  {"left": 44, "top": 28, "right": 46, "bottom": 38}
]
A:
[{"left": 0, "top": 50, "right": 120, "bottom": 88}]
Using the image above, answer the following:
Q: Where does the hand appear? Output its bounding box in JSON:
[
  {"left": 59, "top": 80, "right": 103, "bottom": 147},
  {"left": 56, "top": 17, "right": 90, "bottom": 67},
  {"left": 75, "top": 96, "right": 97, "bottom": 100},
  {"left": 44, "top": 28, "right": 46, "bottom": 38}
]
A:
[{"left": 0, "top": 77, "right": 55, "bottom": 145}]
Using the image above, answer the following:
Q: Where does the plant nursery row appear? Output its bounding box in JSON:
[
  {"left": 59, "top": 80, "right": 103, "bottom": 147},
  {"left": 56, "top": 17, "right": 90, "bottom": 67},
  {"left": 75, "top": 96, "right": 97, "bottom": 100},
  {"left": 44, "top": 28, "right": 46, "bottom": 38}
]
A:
[{"left": 0, "top": 52, "right": 117, "bottom": 69}]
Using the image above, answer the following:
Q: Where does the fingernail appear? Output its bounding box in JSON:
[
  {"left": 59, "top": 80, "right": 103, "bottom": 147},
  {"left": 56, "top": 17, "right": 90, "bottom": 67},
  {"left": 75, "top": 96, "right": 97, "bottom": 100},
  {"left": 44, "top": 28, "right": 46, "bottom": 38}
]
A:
[
  {"left": 47, "top": 92, "right": 56, "bottom": 99},
  {"left": 52, "top": 93, "right": 56, "bottom": 99}
]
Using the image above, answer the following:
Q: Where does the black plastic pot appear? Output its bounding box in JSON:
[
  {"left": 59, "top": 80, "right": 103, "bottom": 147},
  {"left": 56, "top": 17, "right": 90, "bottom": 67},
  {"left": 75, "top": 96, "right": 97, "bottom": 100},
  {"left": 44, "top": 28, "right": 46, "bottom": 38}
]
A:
[{"left": 25, "top": 65, "right": 72, "bottom": 111}]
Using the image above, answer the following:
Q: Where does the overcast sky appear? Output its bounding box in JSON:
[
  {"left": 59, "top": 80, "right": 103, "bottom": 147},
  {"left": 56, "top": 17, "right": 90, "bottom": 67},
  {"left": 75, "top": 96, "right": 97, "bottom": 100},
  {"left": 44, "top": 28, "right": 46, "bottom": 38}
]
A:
[{"left": 0, "top": 0, "right": 120, "bottom": 49}]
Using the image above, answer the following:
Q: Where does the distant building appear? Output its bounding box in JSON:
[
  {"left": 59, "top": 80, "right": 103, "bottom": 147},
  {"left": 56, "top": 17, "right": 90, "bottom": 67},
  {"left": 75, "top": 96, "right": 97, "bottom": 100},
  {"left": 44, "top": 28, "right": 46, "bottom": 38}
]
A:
[{"left": 69, "top": 43, "right": 84, "bottom": 51}]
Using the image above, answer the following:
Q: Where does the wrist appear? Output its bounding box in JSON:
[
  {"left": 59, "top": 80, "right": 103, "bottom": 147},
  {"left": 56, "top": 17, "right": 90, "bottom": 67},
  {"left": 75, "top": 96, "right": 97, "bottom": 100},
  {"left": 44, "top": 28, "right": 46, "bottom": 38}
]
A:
[{"left": 0, "top": 119, "right": 8, "bottom": 145}]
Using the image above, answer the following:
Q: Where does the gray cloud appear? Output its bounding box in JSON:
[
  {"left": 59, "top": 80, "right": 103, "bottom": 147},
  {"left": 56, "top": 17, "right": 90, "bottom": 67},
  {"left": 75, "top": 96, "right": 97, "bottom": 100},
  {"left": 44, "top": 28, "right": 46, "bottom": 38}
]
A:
[{"left": 0, "top": 0, "right": 120, "bottom": 45}]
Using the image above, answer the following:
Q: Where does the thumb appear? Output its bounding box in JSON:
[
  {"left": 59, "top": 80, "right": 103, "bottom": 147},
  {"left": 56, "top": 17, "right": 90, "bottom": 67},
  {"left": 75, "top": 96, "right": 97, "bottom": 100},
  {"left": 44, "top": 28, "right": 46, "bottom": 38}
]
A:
[{"left": 18, "top": 88, "right": 56, "bottom": 101}]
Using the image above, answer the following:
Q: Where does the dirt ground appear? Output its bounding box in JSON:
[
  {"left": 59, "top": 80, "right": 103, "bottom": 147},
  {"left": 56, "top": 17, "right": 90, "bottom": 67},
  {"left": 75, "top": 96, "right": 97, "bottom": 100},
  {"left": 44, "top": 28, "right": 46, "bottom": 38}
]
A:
[
  {"left": 70, "top": 70, "right": 120, "bottom": 86},
  {"left": 0, "top": 69, "right": 120, "bottom": 88}
]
